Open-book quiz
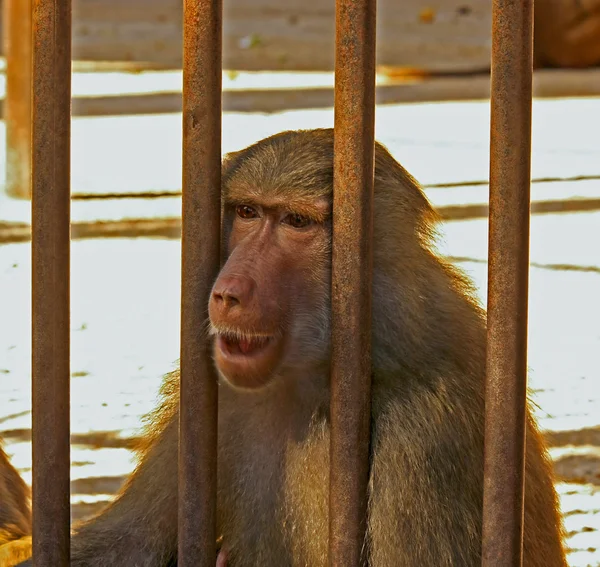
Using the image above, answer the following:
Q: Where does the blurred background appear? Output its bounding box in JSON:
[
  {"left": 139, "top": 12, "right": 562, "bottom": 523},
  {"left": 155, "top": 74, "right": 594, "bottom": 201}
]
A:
[{"left": 0, "top": 0, "right": 599, "bottom": 564}]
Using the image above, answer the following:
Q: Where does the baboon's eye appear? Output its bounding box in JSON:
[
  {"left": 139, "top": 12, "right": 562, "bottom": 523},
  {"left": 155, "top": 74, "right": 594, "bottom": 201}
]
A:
[
  {"left": 283, "top": 213, "right": 312, "bottom": 229},
  {"left": 236, "top": 205, "right": 258, "bottom": 219}
]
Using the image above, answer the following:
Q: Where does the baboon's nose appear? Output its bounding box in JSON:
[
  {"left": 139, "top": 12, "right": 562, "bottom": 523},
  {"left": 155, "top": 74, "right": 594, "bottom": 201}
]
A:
[{"left": 211, "top": 275, "right": 255, "bottom": 310}]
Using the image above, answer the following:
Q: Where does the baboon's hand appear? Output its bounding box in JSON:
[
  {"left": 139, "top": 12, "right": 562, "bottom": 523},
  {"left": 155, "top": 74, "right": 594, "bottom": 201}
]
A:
[
  {"left": 0, "top": 535, "right": 32, "bottom": 567},
  {"left": 216, "top": 548, "right": 228, "bottom": 566}
]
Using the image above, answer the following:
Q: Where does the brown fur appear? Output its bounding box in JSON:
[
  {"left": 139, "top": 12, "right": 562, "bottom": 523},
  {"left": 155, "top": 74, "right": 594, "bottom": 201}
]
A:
[
  {"left": 534, "top": 0, "right": 600, "bottom": 68},
  {"left": 15, "top": 129, "right": 566, "bottom": 566},
  {"left": 0, "top": 445, "right": 32, "bottom": 567}
]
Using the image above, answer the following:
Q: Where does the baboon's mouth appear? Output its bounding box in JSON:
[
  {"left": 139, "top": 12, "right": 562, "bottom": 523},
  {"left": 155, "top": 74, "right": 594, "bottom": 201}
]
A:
[
  {"left": 219, "top": 332, "right": 273, "bottom": 356},
  {"left": 212, "top": 329, "right": 284, "bottom": 389}
]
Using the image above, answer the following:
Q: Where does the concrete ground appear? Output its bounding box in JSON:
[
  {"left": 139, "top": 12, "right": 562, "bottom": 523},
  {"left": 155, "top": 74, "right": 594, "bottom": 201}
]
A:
[{"left": 0, "top": 72, "right": 598, "bottom": 565}]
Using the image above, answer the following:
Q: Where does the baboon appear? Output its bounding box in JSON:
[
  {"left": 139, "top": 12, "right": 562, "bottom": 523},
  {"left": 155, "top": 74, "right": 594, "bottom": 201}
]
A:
[
  {"left": 15, "top": 129, "right": 565, "bottom": 566},
  {"left": 0, "top": 445, "right": 32, "bottom": 566},
  {"left": 534, "top": 0, "right": 600, "bottom": 68}
]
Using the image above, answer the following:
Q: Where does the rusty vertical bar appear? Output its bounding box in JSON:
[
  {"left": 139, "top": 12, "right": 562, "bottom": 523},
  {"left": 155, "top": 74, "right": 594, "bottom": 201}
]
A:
[
  {"left": 178, "top": 0, "right": 222, "bottom": 564},
  {"left": 31, "top": 0, "right": 72, "bottom": 564},
  {"left": 482, "top": 0, "right": 534, "bottom": 564},
  {"left": 329, "top": 0, "right": 376, "bottom": 565},
  {"left": 4, "top": 0, "right": 33, "bottom": 199}
]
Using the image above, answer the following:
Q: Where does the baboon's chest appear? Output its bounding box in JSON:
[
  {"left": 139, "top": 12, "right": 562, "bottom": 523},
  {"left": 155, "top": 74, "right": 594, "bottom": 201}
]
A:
[{"left": 217, "top": 415, "right": 330, "bottom": 566}]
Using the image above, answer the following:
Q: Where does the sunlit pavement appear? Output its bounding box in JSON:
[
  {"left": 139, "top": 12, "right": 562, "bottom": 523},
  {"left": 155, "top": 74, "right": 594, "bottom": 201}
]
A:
[{"left": 0, "top": 94, "right": 599, "bottom": 565}]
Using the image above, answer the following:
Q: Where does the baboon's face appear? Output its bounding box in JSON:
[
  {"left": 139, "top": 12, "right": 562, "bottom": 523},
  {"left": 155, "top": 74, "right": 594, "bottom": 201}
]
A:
[{"left": 209, "top": 133, "right": 334, "bottom": 390}]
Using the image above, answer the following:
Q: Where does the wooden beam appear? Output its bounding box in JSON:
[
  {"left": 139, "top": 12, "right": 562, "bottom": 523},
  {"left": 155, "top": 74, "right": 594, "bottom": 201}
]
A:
[
  {"left": 0, "top": 0, "right": 493, "bottom": 72},
  {"left": 2, "top": 70, "right": 597, "bottom": 120},
  {"left": 3, "top": 0, "right": 32, "bottom": 199}
]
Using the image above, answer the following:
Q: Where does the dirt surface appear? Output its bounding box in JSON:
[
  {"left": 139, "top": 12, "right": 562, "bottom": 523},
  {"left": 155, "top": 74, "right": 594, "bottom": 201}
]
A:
[{"left": 0, "top": 96, "right": 599, "bottom": 565}]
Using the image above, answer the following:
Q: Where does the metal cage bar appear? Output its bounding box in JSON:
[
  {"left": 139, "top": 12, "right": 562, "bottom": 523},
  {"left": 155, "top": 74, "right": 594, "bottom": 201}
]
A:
[
  {"left": 30, "top": 0, "right": 73, "bottom": 564},
  {"left": 329, "top": 0, "right": 377, "bottom": 564},
  {"left": 482, "top": 0, "right": 534, "bottom": 564},
  {"left": 178, "top": 0, "right": 223, "bottom": 565}
]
